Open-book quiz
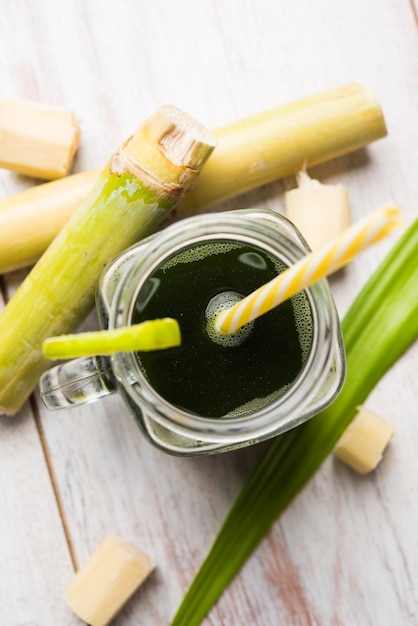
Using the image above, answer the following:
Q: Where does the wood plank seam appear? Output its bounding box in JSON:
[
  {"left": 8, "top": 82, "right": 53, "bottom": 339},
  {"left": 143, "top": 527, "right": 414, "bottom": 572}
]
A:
[
  {"left": 408, "top": 0, "right": 418, "bottom": 25},
  {"left": 30, "top": 394, "right": 80, "bottom": 572}
]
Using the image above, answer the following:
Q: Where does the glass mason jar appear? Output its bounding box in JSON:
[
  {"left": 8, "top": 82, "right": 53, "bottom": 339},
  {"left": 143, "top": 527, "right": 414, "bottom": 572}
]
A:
[{"left": 39, "top": 209, "right": 346, "bottom": 456}]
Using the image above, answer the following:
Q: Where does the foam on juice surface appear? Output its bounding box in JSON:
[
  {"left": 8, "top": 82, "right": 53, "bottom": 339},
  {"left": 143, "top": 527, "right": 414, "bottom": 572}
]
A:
[
  {"left": 161, "top": 242, "right": 240, "bottom": 269},
  {"left": 291, "top": 291, "right": 313, "bottom": 363},
  {"left": 205, "top": 291, "right": 255, "bottom": 347}
]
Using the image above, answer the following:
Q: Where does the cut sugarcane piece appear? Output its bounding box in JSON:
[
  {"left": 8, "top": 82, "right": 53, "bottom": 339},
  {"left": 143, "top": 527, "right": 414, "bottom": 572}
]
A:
[
  {"left": 42, "top": 319, "right": 181, "bottom": 359},
  {"left": 0, "top": 105, "right": 215, "bottom": 415},
  {"left": 333, "top": 405, "right": 395, "bottom": 474},
  {"left": 285, "top": 170, "right": 352, "bottom": 252},
  {"left": 0, "top": 98, "right": 80, "bottom": 179},
  {"left": 0, "top": 83, "right": 386, "bottom": 275},
  {"left": 64, "top": 536, "right": 155, "bottom": 626}
]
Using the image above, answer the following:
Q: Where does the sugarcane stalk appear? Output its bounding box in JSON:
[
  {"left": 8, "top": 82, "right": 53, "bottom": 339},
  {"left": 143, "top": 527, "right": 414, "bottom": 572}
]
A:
[
  {"left": 0, "top": 171, "right": 98, "bottom": 273},
  {"left": 0, "top": 106, "right": 215, "bottom": 415},
  {"left": 0, "top": 83, "right": 386, "bottom": 274},
  {"left": 179, "top": 82, "right": 386, "bottom": 214}
]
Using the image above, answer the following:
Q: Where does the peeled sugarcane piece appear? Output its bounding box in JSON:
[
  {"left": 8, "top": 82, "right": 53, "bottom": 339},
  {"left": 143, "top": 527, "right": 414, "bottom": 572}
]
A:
[
  {"left": 0, "top": 83, "right": 386, "bottom": 275},
  {"left": 333, "top": 406, "right": 395, "bottom": 474},
  {"left": 0, "top": 170, "right": 98, "bottom": 273},
  {"left": 178, "top": 82, "right": 386, "bottom": 215},
  {"left": 64, "top": 536, "right": 155, "bottom": 626},
  {"left": 285, "top": 170, "right": 352, "bottom": 252},
  {"left": 0, "top": 105, "right": 215, "bottom": 415},
  {"left": 0, "top": 98, "right": 80, "bottom": 179}
]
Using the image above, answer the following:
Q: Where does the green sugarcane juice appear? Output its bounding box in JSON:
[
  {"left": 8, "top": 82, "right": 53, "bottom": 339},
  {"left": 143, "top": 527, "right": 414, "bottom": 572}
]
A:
[{"left": 132, "top": 241, "right": 313, "bottom": 418}]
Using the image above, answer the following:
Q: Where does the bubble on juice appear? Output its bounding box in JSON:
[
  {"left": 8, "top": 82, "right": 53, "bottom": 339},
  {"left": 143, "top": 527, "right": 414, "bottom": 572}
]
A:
[
  {"left": 291, "top": 291, "right": 313, "bottom": 363},
  {"left": 205, "top": 291, "right": 255, "bottom": 347},
  {"left": 265, "top": 254, "right": 312, "bottom": 363},
  {"left": 161, "top": 242, "right": 241, "bottom": 270},
  {"left": 224, "top": 383, "right": 291, "bottom": 418},
  {"left": 264, "top": 255, "right": 313, "bottom": 364}
]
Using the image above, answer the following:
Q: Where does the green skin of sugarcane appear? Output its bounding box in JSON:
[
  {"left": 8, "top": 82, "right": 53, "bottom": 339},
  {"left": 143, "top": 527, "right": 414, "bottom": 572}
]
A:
[{"left": 0, "top": 166, "right": 177, "bottom": 414}]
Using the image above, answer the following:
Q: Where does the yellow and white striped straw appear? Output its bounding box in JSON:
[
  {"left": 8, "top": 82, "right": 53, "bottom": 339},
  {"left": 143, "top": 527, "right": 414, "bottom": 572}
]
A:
[{"left": 215, "top": 206, "right": 402, "bottom": 334}]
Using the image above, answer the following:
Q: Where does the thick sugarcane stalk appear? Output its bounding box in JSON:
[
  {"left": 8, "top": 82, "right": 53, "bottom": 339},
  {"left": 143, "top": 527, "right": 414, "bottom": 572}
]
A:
[
  {"left": 0, "top": 83, "right": 386, "bottom": 274},
  {"left": 0, "top": 106, "right": 215, "bottom": 415}
]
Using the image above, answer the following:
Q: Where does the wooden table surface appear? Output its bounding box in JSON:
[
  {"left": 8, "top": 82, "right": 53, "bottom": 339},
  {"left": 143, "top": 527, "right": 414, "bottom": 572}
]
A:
[{"left": 1, "top": 1, "right": 417, "bottom": 624}]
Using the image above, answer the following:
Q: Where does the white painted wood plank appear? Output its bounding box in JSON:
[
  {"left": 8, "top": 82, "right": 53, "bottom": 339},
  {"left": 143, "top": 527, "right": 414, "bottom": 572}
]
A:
[
  {"left": 0, "top": 0, "right": 417, "bottom": 624},
  {"left": 0, "top": 410, "right": 80, "bottom": 625},
  {"left": 0, "top": 281, "right": 79, "bottom": 624}
]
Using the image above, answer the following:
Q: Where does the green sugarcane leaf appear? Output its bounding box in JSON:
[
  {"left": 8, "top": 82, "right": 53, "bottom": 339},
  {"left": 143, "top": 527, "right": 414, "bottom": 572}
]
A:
[{"left": 172, "top": 218, "right": 418, "bottom": 626}]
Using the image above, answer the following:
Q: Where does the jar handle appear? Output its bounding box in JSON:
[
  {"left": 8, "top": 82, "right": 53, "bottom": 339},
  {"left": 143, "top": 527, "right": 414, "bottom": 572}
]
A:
[{"left": 38, "top": 356, "right": 117, "bottom": 410}]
